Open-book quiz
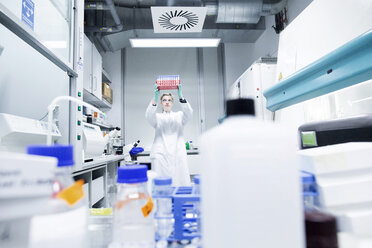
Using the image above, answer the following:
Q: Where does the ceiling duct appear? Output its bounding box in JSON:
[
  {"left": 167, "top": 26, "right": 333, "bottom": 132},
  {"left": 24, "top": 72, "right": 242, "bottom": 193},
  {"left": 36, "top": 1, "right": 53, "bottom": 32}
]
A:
[
  {"left": 217, "top": 0, "right": 263, "bottom": 24},
  {"left": 215, "top": 0, "right": 287, "bottom": 24},
  {"left": 84, "top": 0, "right": 287, "bottom": 51},
  {"left": 113, "top": 0, "right": 203, "bottom": 8},
  {"left": 85, "top": 0, "right": 123, "bottom": 33},
  {"left": 261, "top": 0, "right": 288, "bottom": 16}
]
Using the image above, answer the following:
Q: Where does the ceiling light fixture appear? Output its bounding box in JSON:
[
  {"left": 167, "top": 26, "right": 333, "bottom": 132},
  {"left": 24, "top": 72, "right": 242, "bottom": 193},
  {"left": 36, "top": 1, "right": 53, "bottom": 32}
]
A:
[{"left": 130, "top": 38, "right": 221, "bottom": 48}]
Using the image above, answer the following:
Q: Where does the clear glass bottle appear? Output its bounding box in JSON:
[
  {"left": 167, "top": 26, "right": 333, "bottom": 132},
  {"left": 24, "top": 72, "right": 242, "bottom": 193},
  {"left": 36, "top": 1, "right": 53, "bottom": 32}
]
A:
[
  {"left": 111, "top": 165, "right": 154, "bottom": 248},
  {"left": 153, "top": 177, "right": 173, "bottom": 247}
]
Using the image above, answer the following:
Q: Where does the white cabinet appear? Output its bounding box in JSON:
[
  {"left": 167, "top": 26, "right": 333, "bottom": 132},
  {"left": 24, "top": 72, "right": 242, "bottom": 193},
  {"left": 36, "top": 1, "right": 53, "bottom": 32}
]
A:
[
  {"left": 83, "top": 34, "right": 102, "bottom": 100},
  {"left": 228, "top": 59, "right": 276, "bottom": 121},
  {"left": 92, "top": 45, "right": 102, "bottom": 100},
  {"left": 83, "top": 35, "right": 92, "bottom": 92}
]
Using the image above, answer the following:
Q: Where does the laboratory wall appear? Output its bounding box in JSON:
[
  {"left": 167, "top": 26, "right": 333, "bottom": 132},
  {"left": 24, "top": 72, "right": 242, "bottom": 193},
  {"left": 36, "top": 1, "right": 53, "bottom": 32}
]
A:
[
  {"left": 224, "top": 43, "right": 255, "bottom": 89},
  {"left": 124, "top": 48, "right": 200, "bottom": 149},
  {"left": 102, "top": 50, "right": 123, "bottom": 131},
  {"left": 0, "top": 23, "right": 70, "bottom": 144},
  {"left": 223, "top": 0, "right": 313, "bottom": 92},
  {"left": 202, "top": 48, "right": 224, "bottom": 130},
  {"left": 275, "top": 0, "right": 372, "bottom": 129},
  {"left": 123, "top": 47, "right": 223, "bottom": 149}
]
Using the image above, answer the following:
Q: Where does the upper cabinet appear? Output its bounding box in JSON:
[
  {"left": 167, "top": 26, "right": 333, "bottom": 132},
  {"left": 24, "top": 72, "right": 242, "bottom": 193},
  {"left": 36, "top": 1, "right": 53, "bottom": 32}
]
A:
[{"left": 84, "top": 34, "right": 102, "bottom": 100}]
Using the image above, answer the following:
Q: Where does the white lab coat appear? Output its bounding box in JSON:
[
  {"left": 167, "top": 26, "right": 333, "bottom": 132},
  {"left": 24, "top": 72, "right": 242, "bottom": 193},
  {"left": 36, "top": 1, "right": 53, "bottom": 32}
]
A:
[{"left": 145, "top": 100, "right": 193, "bottom": 186}]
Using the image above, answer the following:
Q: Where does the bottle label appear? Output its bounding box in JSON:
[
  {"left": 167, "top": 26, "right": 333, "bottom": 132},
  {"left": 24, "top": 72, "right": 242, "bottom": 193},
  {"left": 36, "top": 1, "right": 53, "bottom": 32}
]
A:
[
  {"left": 141, "top": 197, "right": 153, "bottom": 217},
  {"left": 56, "top": 179, "right": 85, "bottom": 206}
]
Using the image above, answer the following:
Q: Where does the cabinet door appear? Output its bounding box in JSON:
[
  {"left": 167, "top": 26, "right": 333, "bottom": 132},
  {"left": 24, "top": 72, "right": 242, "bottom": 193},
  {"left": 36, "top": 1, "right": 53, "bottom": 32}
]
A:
[
  {"left": 92, "top": 45, "right": 102, "bottom": 100},
  {"left": 83, "top": 35, "right": 93, "bottom": 93}
]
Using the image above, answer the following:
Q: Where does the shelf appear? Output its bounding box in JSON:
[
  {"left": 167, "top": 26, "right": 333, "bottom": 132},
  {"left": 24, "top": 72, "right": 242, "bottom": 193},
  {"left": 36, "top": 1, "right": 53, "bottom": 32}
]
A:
[
  {"left": 83, "top": 89, "right": 112, "bottom": 109},
  {"left": 102, "top": 69, "right": 112, "bottom": 83},
  {"left": 263, "top": 29, "right": 372, "bottom": 112}
]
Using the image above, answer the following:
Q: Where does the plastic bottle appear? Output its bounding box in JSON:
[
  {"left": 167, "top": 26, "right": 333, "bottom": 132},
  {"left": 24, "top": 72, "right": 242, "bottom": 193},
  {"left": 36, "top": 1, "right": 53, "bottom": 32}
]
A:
[
  {"left": 0, "top": 152, "right": 56, "bottom": 248},
  {"left": 199, "top": 98, "right": 304, "bottom": 248},
  {"left": 153, "top": 177, "right": 173, "bottom": 247},
  {"left": 26, "top": 145, "right": 88, "bottom": 248},
  {"left": 189, "top": 141, "right": 194, "bottom": 150},
  {"left": 305, "top": 211, "right": 338, "bottom": 248},
  {"left": 111, "top": 165, "right": 155, "bottom": 248}
]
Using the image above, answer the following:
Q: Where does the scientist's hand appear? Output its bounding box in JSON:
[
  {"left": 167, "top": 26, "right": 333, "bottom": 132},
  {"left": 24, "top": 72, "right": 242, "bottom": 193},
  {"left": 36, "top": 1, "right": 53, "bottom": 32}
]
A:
[
  {"left": 154, "top": 84, "right": 160, "bottom": 103},
  {"left": 178, "top": 84, "right": 184, "bottom": 99}
]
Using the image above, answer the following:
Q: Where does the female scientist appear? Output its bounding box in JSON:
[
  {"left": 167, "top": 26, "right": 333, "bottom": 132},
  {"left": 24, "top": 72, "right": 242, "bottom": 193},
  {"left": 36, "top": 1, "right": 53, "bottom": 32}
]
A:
[{"left": 145, "top": 84, "right": 193, "bottom": 186}]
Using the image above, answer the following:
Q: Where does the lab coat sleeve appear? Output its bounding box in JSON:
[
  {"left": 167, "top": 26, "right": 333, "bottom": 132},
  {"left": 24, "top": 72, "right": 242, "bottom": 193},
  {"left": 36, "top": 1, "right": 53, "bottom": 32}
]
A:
[
  {"left": 145, "top": 101, "right": 158, "bottom": 128},
  {"left": 180, "top": 101, "right": 193, "bottom": 125}
]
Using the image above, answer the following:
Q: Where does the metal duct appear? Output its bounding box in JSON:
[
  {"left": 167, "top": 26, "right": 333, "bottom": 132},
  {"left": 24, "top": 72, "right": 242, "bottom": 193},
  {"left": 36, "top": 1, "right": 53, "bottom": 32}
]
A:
[
  {"left": 113, "top": 0, "right": 203, "bottom": 8},
  {"left": 215, "top": 0, "right": 287, "bottom": 24},
  {"left": 85, "top": 3, "right": 110, "bottom": 10},
  {"left": 85, "top": 0, "right": 123, "bottom": 33},
  {"left": 217, "top": 0, "right": 263, "bottom": 23},
  {"left": 85, "top": 0, "right": 286, "bottom": 36},
  {"left": 261, "top": 0, "right": 288, "bottom": 16},
  {"left": 96, "top": 33, "right": 112, "bottom": 52}
]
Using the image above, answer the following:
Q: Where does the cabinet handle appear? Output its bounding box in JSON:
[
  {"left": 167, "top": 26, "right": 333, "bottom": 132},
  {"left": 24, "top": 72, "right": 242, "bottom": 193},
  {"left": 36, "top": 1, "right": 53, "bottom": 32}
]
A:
[
  {"left": 90, "top": 74, "right": 93, "bottom": 92},
  {"left": 94, "top": 76, "right": 97, "bottom": 91}
]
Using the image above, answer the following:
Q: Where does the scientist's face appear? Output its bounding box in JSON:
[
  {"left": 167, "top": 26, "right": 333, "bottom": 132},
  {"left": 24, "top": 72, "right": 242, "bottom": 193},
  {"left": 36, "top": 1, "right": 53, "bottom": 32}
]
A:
[{"left": 161, "top": 96, "right": 174, "bottom": 112}]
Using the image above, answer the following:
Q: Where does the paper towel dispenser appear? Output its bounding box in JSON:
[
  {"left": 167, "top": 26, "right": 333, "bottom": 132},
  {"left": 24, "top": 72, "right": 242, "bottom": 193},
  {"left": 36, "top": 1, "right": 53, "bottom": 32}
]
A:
[{"left": 298, "top": 115, "right": 372, "bottom": 150}]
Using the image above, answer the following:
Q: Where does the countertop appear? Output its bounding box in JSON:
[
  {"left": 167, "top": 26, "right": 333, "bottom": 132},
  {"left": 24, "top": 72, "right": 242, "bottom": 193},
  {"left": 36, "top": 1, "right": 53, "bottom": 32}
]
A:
[
  {"left": 136, "top": 149, "right": 199, "bottom": 157},
  {"left": 82, "top": 154, "right": 125, "bottom": 169}
]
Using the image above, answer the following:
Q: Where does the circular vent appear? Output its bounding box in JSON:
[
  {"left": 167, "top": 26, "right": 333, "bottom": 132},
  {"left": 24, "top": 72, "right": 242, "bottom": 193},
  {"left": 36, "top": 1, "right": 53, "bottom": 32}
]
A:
[{"left": 158, "top": 10, "right": 199, "bottom": 31}]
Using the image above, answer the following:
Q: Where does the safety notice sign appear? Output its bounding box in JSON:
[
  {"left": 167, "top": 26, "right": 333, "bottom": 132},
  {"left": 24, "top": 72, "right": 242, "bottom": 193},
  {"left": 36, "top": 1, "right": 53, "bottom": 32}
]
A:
[{"left": 22, "top": 0, "right": 34, "bottom": 30}]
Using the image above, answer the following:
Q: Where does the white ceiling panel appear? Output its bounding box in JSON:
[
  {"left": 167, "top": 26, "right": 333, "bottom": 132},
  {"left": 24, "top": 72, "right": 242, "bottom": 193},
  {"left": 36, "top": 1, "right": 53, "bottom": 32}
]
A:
[{"left": 151, "top": 7, "right": 207, "bottom": 33}]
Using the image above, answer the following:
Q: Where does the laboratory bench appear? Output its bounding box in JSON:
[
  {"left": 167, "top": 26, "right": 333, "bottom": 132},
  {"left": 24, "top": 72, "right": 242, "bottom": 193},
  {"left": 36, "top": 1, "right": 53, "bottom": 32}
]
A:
[
  {"left": 82, "top": 154, "right": 125, "bottom": 169},
  {"left": 135, "top": 149, "right": 200, "bottom": 175},
  {"left": 72, "top": 149, "right": 200, "bottom": 209},
  {"left": 135, "top": 149, "right": 199, "bottom": 157},
  {"left": 73, "top": 155, "right": 125, "bottom": 208}
]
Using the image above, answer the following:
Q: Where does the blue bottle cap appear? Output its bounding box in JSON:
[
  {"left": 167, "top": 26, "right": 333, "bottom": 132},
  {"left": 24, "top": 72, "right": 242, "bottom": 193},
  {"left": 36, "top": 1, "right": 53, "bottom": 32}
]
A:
[
  {"left": 117, "top": 165, "right": 148, "bottom": 184},
  {"left": 153, "top": 177, "right": 172, "bottom": 186},
  {"left": 27, "top": 145, "right": 74, "bottom": 167},
  {"left": 301, "top": 171, "right": 315, "bottom": 183},
  {"left": 194, "top": 175, "right": 200, "bottom": 185}
]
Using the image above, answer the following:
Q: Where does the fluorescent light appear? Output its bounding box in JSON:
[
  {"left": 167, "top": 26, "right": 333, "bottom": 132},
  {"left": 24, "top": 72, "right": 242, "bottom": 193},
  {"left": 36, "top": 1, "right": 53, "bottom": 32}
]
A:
[
  {"left": 43, "top": 41, "right": 67, "bottom": 49},
  {"left": 130, "top": 38, "right": 221, "bottom": 48}
]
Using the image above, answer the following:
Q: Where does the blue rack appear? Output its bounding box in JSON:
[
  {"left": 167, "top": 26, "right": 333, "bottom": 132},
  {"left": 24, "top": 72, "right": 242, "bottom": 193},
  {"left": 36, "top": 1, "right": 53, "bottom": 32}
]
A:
[
  {"left": 173, "top": 187, "right": 201, "bottom": 241},
  {"left": 263, "top": 29, "right": 372, "bottom": 112},
  {"left": 301, "top": 171, "right": 318, "bottom": 209},
  {"left": 153, "top": 186, "right": 201, "bottom": 241}
]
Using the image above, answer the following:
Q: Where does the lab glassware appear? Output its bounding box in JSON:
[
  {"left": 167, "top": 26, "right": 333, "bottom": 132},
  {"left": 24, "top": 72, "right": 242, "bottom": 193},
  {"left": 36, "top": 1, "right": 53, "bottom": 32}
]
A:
[
  {"left": 153, "top": 177, "right": 174, "bottom": 245},
  {"left": 111, "top": 165, "right": 155, "bottom": 248}
]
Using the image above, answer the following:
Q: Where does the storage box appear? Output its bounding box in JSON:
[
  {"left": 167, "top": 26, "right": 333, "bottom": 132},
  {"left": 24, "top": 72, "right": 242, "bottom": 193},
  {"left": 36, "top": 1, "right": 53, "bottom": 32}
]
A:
[
  {"left": 156, "top": 75, "right": 180, "bottom": 90},
  {"left": 102, "top": 82, "right": 112, "bottom": 104}
]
